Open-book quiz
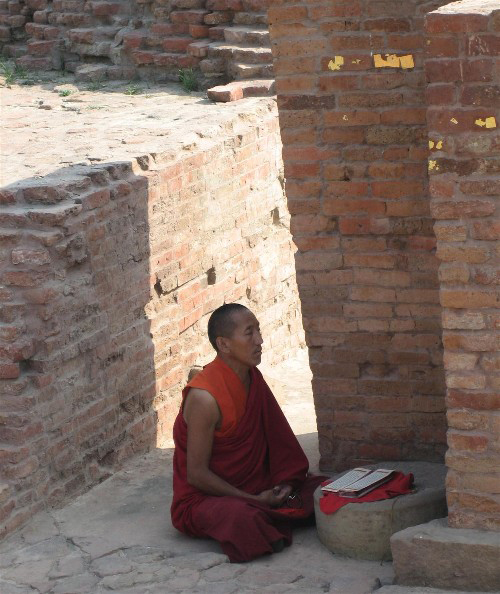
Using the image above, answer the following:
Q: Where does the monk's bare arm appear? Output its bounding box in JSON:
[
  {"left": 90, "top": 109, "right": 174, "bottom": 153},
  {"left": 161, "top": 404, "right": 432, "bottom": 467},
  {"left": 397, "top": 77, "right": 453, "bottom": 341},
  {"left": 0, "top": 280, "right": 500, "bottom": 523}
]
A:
[{"left": 183, "top": 388, "right": 286, "bottom": 506}]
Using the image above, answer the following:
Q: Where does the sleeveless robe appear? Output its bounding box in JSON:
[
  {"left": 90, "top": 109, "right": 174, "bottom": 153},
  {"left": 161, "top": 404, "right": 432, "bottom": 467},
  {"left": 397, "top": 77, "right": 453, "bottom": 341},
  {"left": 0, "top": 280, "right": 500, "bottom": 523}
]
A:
[{"left": 171, "top": 357, "right": 324, "bottom": 562}]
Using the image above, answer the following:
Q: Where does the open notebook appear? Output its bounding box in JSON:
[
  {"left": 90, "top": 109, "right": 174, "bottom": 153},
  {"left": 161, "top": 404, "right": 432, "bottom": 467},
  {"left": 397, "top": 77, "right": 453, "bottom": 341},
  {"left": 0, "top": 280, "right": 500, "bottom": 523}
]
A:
[{"left": 321, "top": 467, "right": 396, "bottom": 498}]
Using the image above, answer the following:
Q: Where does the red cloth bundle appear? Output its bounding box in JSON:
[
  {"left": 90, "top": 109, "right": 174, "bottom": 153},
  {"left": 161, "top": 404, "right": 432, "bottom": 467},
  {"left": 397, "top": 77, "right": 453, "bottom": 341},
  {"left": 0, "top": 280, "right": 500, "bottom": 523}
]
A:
[{"left": 319, "top": 472, "right": 414, "bottom": 515}]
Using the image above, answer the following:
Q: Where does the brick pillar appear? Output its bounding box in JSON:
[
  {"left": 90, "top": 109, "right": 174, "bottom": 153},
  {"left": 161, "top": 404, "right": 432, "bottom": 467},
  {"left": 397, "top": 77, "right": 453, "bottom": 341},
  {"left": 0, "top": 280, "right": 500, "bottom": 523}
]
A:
[
  {"left": 426, "top": 1, "right": 500, "bottom": 531},
  {"left": 269, "top": 0, "right": 449, "bottom": 471}
]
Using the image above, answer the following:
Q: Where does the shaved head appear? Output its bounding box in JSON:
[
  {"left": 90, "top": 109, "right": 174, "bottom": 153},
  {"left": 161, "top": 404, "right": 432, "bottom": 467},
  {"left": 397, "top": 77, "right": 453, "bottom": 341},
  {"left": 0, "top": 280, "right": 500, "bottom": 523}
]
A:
[{"left": 208, "top": 303, "right": 250, "bottom": 351}]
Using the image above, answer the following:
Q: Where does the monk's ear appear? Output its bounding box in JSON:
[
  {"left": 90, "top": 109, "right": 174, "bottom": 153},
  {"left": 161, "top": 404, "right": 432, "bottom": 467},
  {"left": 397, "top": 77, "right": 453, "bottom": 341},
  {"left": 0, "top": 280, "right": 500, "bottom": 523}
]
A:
[{"left": 216, "top": 335, "right": 230, "bottom": 353}]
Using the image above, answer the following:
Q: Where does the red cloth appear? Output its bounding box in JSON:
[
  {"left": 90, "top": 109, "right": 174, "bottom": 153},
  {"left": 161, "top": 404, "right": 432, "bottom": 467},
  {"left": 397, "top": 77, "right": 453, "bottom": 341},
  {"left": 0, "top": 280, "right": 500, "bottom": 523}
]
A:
[
  {"left": 319, "top": 472, "right": 414, "bottom": 515},
  {"left": 171, "top": 362, "right": 325, "bottom": 562}
]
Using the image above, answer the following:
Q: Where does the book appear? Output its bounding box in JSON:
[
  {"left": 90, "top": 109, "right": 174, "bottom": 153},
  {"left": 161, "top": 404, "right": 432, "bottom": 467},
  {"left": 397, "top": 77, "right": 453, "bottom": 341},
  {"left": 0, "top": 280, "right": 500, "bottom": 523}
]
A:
[{"left": 321, "top": 467, "right": 396, "bottom": 498}]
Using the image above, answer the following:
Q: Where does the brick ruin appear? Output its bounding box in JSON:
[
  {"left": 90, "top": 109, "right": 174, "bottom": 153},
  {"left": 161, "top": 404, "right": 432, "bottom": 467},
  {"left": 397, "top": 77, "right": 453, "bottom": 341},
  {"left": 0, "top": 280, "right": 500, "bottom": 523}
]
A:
[
  {"left": 270, "top": 0, "right": 499, "bottom": 534},
  {"left": 0, "top": 0, "right": 499, "bottom": 559},
  {"left": 0, "top": 0, "right": 274, "bottom": 87},
  {"left": 0, "top": 108, "right": 305, "bottom": 536}
]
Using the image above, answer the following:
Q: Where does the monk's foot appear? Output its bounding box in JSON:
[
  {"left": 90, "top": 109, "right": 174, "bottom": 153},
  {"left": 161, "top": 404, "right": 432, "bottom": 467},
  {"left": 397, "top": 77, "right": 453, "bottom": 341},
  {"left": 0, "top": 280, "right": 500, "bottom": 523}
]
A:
[{"left": 271, "top": 539, "right": 285, "bottom": 553}]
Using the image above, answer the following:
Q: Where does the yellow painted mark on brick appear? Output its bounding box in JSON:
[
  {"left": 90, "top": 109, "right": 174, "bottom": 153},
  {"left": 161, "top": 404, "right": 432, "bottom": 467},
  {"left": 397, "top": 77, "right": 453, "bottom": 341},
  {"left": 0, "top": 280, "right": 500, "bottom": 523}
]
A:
[
  {"left": 373, "top": 54, "right": 414, "bottom": 69},
  {"left": 428, "top": 160, "right": 439, "bottom": 171},
  {"left": 399, "top": 55, "right": 415, "bottom": 69},
  {"left": 342, "top": 115, "right": 348, "bottom": 121},
  {"left": 450, "top": 118, "right": 458, "bottom": 125},
  {"left": 352, "top": 59, "right": 361, "bottom": 64},
  {"left": 475, "top": 116, "right": 497, "bottom": 129},
  {"left": 328, "top": 56, "right": 344, "bottom": 71},
  {"left": 429, "top": 140, "right": 444, "bottom": 150}
]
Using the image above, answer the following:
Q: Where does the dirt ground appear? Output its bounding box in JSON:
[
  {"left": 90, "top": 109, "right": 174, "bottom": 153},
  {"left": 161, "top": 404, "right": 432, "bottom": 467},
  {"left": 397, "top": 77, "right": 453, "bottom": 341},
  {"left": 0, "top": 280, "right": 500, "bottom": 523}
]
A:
[{"left": 0, "top": 65, "right": 277, "bottom": 187}]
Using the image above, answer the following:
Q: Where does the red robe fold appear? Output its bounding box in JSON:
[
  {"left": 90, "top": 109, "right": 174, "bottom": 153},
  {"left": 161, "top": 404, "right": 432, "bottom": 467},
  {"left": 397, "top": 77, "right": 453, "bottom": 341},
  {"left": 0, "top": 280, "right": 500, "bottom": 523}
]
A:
[{"left": 171, "top": 360, "right": 324, "bottom": 562}]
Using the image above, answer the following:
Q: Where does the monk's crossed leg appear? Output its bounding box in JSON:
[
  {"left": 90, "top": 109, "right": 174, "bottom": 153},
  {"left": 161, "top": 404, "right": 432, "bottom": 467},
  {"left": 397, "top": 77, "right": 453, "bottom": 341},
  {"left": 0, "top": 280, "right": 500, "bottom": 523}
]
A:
[{"left": 192, "top": 495, "right": 292, "bottom": 563}]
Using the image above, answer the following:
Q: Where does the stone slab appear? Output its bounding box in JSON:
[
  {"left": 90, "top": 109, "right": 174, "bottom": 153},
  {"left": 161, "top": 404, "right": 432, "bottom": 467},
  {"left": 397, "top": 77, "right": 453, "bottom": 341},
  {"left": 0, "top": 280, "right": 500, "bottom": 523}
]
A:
[
  {"left": 314, "top": 462, "right": 447, "bottom": 561},
  {"left": 391, "top": 518, "right": 500, "bottom": 592},
  {"left": 377, "top": 586, "right": 481, "bottom": 594}
]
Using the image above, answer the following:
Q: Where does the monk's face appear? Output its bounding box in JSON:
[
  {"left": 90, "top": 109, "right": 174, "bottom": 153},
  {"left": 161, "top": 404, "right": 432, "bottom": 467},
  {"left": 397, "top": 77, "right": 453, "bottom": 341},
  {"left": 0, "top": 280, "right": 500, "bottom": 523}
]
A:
[{"left": 221, "top": 309, "right": 263, "bottom": 369}]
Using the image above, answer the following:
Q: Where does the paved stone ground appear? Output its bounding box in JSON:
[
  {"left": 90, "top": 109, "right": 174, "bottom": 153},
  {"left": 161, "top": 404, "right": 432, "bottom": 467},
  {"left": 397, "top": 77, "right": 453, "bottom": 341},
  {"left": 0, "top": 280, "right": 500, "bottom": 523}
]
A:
[
  {"left": 0, "top": 69, "right": 277, "bottom": 187},
  {"left": 0, "top": 352, "right": 398, "bottom": 594}
]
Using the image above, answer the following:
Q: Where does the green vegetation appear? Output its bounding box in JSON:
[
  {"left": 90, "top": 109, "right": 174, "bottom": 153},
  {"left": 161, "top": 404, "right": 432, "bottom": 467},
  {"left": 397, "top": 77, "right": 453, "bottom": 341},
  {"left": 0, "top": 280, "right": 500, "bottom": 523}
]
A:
[
  {"left": 124, "top": 83, "right": 141, "bottom": 96},
  {"left": 178, "top": 68, "right": 198, "bottom": 93},
  {"left": 87, "top": 78, "right": 105, "bottom": 91},
  {"left": 59, "top": 89, "right": 72, "bottom": 97},
  {"left": 0, "top": 60, "right": 30, "bottom": 86}
]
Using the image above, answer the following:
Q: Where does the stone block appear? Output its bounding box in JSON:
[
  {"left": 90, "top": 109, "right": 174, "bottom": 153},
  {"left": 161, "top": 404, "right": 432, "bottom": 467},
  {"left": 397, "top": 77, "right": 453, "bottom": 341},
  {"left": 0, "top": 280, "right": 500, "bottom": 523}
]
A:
[
  {"left": 314, "top": 462, "right": 447, "bottom": 561},
  {"left": 391, "top": 518, "right": 500, "bottom": 592}
]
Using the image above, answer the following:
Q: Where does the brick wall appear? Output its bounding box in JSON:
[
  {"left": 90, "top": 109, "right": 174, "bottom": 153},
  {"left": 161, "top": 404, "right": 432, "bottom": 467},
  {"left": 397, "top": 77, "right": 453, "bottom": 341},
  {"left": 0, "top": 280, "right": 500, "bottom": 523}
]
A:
[
  {"left": 0, "top": 105, "right": 304, "bottom": 537},
  {"left": 269, "top": 0, "right": 450, "bottom": 471},
  {"left": 425, "top": 0, "right": 500, "bottom": 532}
]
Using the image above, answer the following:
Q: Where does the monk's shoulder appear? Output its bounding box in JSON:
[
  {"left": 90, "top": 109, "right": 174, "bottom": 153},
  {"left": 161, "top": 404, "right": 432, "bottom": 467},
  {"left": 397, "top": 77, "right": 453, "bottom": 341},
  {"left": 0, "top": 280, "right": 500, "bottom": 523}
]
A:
[{"left": 183, "top": 387, "right": 221, "bottom": 425}]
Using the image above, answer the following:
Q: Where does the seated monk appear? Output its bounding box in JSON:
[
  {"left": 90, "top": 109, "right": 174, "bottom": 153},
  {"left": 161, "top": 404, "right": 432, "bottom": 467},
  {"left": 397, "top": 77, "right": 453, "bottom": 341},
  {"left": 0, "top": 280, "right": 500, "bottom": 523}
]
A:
[{"left": 171, "top": 303, "right": 325, "bottom": 562}]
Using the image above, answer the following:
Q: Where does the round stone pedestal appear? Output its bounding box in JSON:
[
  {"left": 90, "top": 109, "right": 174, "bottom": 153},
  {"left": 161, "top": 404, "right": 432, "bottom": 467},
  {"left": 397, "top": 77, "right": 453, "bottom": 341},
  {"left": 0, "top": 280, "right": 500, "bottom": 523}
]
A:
[{"left": 314, "top": 461, "right": 447, "bottom": 561}]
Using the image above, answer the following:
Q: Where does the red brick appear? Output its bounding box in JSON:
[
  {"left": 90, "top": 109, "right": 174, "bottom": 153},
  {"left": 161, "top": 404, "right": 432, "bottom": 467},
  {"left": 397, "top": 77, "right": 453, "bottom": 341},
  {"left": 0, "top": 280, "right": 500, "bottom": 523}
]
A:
[
  {"left": 425, "top": 59, "right": 461, "bottom": 83},
  {"left": 324, "top": 199, "right": 385, "bottom": 216},
  {"left": 380, "top": 107, "right": 427, "bottom": 125},
  {"left": 426, "top": 84, "right": 456, "bottom": 105},
  {"left": 425, "top": 13, "right": 489, "bottom": 34},
  {"left": 322, "top": 128, "right": 365, "bottom": 144},
  {"left": 461, "top": 58, "right": 493, "bottom": 82},
  {"left": 425, "top": 36, "right": 459, "bottom": 57},
  {"left": 308, "top": 2, "right": 362, "bottom": 20},
  {"left": 468, "top": 34, "right": 500, "bottom": 57},
  {"left": 323, "top": 111, "right": 380, "bottom": 127},
  {"left": 0, "top": 364, "right": 20, "bottom": 379},
  {"left": 189, "top": 24, "right": 210, "bottom": 38},
  {"left": 170, "top": 9, "right": 209, "bottom": 24},
  {"left": 471, "top": 221, "right": 500, "bottom": 241},
  {"left": 318, "top": 75, "right": 359, "bottom": 92},
  {"left": 441, "top": 290, "right": 498, "bottom": 309},
  {"left": 431, "top": 200, "right": 496, "bottom": 219},
  {"left": 284, "top": 162, "right": 320, "bottom": 179},
  {"left": 364, "top": 18, "right": 410, "bottom": 32},
  {"left": 268, "top": 5, "right": 308, "bottom": 24}
]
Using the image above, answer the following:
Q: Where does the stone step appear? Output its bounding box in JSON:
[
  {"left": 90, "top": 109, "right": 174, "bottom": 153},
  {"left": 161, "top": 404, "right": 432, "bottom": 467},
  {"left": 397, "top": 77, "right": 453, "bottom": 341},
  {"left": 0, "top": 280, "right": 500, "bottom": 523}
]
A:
[
  {"left": 25, "top": 22, "right": 60, "bottom": 40},
  {"left": 68, "top": 27, "right": 120, "bottom": 44},
  {"left": 375, "top": 586, "right": 484, "bottom": 594},
  {"left": 16, "top": 54, "right": 54, "bottom": 70},
  {"left": 229, "top": 61, "right": 273, "bottom": 79},
  {"left": 0, "top": 24, "right": 10, "bottom": 42},
  {"left": 391, "top": 518, "right": 500, "bottom": 592},
  {"left": 208, "top": 42, "right": 272, "bottom": 64},
  {"left": 2, "top": 42, "right": 27, "bottom": 57},
  {"left": 27, "top": 39, "right": 60, "bottom": 56},
  {"left": 170, "top": 9, "right": 209, "bottom": 25},
  {"left": 233, "top": 12, "right": 267, "bottom": 26},
  {"left": 187, "top": 39, "right": 211, "bottom": 58},
  {"left": 161, "top": 36, "right": 193, "bottom": 53},
  {"left": 171, "top": 0, "right": 205, "bottom": 8},
  {"left": 150, "top": 22, "right": 190, "bottom": 37},
  {"left": 223, "top": 25, "right": 270, "bottom": 47},
  {"left": 207, "top": 78, "right": 275, "bottom": 102},
  {"left": 130, "top": 48, "right": 200, "bottom": 68},
  {"left": 75, "top": 63, "right": 109, "bottom": 82},
  {"left": 208, "top": 25, "right": 225, "bottom": 41}
]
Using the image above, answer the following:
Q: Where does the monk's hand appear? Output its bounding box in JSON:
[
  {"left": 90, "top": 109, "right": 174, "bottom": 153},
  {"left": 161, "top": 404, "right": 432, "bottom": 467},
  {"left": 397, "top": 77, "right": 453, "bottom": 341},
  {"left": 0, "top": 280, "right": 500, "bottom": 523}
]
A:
[
  {"left": 272, "top": 484, "right": 293, "bottom": 503},
  {"left": 255, "top": 484, "right": 293, "bottom": 507}
]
